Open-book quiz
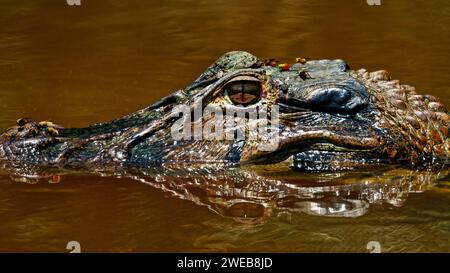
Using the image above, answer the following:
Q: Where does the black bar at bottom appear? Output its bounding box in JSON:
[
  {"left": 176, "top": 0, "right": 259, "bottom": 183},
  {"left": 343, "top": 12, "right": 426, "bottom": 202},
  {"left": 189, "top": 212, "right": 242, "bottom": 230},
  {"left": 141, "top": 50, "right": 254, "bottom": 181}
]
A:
[{"left": 0, "top": 253, "right": 447, "bottom": 272}]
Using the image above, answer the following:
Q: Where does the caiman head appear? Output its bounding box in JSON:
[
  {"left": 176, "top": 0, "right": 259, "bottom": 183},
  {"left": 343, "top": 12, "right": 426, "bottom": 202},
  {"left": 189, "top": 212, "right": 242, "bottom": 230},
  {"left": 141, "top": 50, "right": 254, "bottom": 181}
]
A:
[{"left": 0, "top": 51, "right": 449, "bottom": 171}]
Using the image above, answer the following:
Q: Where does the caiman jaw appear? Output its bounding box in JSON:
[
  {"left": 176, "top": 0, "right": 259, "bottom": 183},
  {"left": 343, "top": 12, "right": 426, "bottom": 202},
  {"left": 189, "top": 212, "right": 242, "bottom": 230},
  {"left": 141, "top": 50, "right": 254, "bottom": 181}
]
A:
[
  {"left": 283, "top": 127, "right": 383, "bottom": 171},
  {"left": 293, "top": 144, "right": 383, "bottom": 172},
  {"left": 240, "top": 126, "right": 382, "bottom": 166}
]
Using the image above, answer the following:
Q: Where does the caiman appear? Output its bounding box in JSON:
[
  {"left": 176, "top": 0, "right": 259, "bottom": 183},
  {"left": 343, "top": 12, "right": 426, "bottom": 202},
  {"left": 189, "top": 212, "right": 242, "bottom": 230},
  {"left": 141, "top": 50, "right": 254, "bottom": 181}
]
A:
[{"left": 0, "top": 51, "right": 449, "bottom": 172}]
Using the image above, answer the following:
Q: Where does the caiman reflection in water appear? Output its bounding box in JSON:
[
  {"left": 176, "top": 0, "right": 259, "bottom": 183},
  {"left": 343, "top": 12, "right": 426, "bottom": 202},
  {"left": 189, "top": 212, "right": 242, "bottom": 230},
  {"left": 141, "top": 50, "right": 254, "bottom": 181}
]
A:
[
  {"left": 127, "top": 165, "right": 448, "bottom": 221},
  {"left": 1, "top": 163, "right": 448, "bottom": 223}
]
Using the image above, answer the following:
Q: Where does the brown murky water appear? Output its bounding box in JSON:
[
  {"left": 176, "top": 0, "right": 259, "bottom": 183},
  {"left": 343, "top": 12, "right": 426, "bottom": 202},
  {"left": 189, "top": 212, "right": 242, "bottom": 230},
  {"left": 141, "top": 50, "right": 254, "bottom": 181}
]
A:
[{"left": 0, "top": 0, "right": 449, "bottom": 252}]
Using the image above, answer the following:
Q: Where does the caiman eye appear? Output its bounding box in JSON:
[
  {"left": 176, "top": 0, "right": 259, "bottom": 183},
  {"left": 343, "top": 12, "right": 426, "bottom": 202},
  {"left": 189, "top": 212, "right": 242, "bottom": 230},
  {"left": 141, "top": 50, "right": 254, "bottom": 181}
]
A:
[{"left": 224, "top": 78, "right": 262, "bottom": 106}]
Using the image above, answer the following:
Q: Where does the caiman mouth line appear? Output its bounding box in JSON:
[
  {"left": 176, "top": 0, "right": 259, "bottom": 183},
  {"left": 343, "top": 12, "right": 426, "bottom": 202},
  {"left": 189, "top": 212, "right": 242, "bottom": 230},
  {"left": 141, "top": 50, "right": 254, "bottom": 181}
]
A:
[
  {"left": 279, "top": 129, "right": 381, "bottom": 149},
  {"left": 242, "top": 128, "right": 381, "bottom": 163}
]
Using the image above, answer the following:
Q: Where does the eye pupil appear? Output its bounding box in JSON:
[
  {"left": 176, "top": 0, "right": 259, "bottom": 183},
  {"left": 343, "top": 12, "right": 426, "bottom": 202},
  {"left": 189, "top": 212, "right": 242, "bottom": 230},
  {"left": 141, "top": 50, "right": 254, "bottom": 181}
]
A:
[
  {"left": 229, "top": 92, "right": 257, "bottom": 104},
  {"left": 225, "top": 80, "right": 261, "bottom": 106}
]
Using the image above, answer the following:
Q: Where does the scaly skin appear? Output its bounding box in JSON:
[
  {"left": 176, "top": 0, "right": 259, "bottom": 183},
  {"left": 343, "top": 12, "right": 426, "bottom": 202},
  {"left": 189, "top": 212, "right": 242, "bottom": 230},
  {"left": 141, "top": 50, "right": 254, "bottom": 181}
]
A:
[{"left": 0, "top": 51, "right": 448, "bottom": 171}]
